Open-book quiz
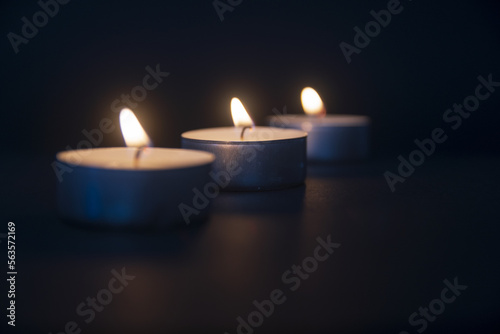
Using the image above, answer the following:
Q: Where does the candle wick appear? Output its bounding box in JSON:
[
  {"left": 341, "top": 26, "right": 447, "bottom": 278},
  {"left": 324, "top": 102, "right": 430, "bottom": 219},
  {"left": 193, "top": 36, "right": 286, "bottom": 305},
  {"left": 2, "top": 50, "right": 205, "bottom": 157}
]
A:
[
  {"left": 134, "top": 146, "right": 146, "bottom": 168},
  {"left": 240, "top": 126, "right": 252, "bottom": 140},
  {"left": 319, "top": 107, "right": 327, "bottom": 118}
]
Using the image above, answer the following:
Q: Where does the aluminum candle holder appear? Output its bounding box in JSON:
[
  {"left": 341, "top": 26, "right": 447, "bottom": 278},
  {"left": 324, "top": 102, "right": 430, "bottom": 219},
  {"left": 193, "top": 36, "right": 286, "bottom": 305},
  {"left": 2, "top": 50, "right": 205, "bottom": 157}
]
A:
[
  {"left": 181, "top": 127, "right": 307, "bottom": 191},
  {"left": 268, "top": 115, "right": 370, "bottom": 161},
  {"left": 267, "top": 87, "right": 371, "bottom": 161},
  {"left": 56, "top": 147, "right": 215, "bottom": 229}
]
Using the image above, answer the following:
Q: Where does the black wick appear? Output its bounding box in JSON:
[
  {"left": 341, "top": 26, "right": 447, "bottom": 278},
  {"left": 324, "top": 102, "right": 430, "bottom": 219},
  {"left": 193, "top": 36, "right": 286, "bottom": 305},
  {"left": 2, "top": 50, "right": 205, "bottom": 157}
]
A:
[
  {"left": 240, "top": 126, "right": 252, "bottom": 140},
  {"left": 134, "top": 146, "right": 146, "bottom": 167}
]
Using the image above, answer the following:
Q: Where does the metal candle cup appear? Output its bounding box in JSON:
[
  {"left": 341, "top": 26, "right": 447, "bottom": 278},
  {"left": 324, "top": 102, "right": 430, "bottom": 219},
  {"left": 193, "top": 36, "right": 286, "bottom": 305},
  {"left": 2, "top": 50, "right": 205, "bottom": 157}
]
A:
[
  {"left": 181, "top": 126, "right": 307, "bottom": 191},
  {"left": 267, "top": 115, "right": 370, "bottom": 161},
  {"left": 56, "top": 147, "right": 215, "bottom": 228},
  {"left": 267, "top": 87, "right": 371, "bottom": 161}
]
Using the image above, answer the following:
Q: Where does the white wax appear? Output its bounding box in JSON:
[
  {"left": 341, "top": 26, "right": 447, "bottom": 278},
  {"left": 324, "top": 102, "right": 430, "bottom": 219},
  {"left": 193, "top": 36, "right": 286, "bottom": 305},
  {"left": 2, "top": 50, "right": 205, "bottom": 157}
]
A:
[
  {"left": 57, "top": 147, "right": 214, "bottom": 170},
  {"left": 270, "top": 115, "right": 370, "bottom": 129},
  {"left": 181, "top": 126, "right": 306, "bottom": 142}
]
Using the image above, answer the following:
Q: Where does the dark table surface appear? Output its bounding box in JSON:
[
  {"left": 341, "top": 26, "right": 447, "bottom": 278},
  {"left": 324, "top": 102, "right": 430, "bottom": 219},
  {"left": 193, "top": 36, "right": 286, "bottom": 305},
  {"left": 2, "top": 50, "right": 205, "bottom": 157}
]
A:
[{"left": 2, "top": 154, "right": 500, "bottom": 334}]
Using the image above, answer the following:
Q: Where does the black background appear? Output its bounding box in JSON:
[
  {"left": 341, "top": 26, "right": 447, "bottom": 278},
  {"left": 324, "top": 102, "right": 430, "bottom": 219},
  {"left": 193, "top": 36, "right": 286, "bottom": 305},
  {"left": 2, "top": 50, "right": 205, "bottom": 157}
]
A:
[
  {"left": 1, "top": 0, "right": 500, "bottom": 333},
  {"left": 1, "top": 0, "right": 499, "bottom": 156}
]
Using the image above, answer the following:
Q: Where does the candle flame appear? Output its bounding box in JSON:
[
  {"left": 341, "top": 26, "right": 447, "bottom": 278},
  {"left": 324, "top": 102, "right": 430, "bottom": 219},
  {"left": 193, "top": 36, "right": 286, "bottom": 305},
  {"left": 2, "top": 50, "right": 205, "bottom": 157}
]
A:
[
  {"left": 301, "top": 87, "right": 325, "bottom": 116},
  {"left": 231, "top": 98, "right": 254, "bottom": 128},
  {"left": 119, "top": 108, "right": 152, "bottom": 147}
]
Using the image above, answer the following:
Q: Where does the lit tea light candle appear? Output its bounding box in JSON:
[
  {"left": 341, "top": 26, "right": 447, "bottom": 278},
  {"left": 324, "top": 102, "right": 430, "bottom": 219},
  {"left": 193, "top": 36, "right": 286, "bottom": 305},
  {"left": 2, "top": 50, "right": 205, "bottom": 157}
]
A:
[
  {"left": 268, "top": 87, "right": 370, "bottom": 161},
  {"left": 119, "top": 108, "right": 152, "bottom": 166},
  {"left": 181, "top": 98, "right": 307, "bottom": 191},
  {"left": 56, "top": 108, "right": 215, "bottom": 228}
]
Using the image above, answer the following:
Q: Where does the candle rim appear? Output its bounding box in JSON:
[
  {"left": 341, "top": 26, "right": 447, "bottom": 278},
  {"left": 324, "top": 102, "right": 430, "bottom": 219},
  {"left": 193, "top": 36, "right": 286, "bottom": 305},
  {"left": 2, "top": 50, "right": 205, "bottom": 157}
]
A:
[
  {"left": 268, "top": 114, "right": 370, "bottom": 127},
  {"left": 56, "top": 147, "right": 215, "bottom": 171},
  {"left": 181, "top": 126, "right": 307, "bottom": 143}
]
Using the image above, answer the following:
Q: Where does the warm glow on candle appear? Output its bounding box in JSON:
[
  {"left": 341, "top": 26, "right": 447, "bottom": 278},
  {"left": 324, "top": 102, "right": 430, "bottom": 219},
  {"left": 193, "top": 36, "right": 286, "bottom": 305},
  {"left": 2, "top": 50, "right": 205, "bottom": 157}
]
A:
[
  {"left": 231, "top": 98, "right": 254, "bottom": 128},
  {"left": 119, "top": 108, "right": 151, "bottom": 147},
  {"left": 301, "top": 87, "right": 325, "bottom": 116}
]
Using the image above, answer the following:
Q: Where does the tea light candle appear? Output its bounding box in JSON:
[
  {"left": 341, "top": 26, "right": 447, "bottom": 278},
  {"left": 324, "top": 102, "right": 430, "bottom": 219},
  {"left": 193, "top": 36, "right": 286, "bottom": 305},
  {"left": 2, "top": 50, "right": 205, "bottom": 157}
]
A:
[
  {"left": 268, "top": 87, "right": 370, "bottom": 161},
  {"left": 56, "top": 109, "right": 215, "bottom": 228},
  {"left": 181, "top": 98, "right": 307, "bottom": 191}
]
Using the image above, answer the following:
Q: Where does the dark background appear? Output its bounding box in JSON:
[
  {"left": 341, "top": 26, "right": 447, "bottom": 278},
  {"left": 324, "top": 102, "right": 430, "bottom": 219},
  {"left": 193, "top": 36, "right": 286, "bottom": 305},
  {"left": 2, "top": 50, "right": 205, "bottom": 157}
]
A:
[
  {"left": 1, "top": 0, "right": 500, "bottom": 333},
  {"left": 1, "top": 0, "right": 499, "bottom": 157}
]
